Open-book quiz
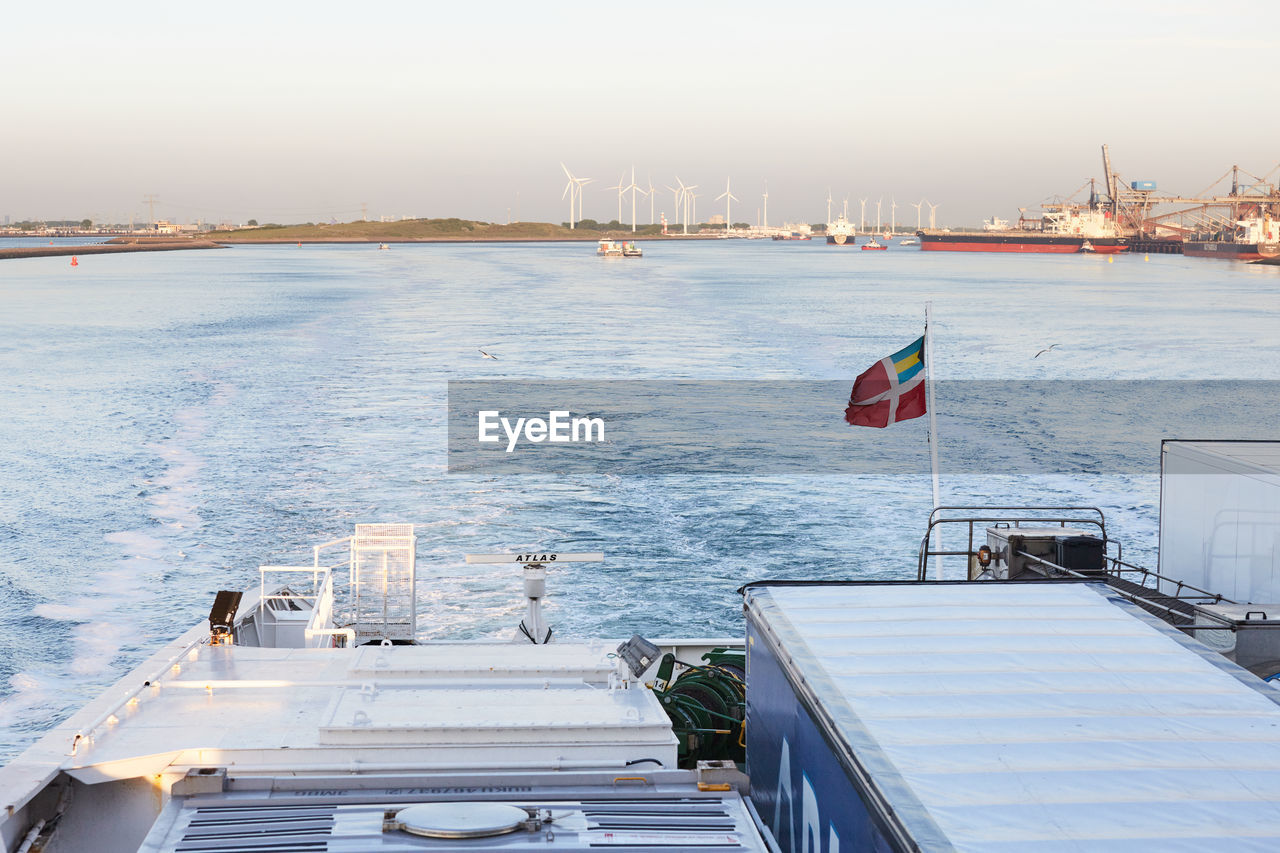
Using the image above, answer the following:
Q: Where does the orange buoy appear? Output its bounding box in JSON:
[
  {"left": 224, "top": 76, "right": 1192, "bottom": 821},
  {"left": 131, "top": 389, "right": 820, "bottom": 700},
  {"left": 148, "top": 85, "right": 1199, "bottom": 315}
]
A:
[
  {"left": 49, "top": 240, "right": 54, "bottom": 245},
  {"left": 70, "top": 256, "right": 79, "bottom": 266},
  {"left": 297, "top": 242, "right": 302, "bottom": 247}
]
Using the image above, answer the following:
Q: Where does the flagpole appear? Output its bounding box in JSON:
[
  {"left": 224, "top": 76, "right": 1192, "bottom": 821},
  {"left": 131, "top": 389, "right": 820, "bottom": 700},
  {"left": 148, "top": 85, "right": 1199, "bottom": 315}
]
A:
[{"left": 925, "top": 302, "right": 942, "bottom": 580}]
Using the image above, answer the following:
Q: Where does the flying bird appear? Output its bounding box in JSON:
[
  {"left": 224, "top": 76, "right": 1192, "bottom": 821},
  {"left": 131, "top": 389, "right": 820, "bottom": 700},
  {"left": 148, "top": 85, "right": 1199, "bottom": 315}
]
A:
[
  {"left": 479, "top": 349, "right": 499, "bottom": 360},
  {"left": 1033, "top": 344, "right": 1059, "bottom": 359}
]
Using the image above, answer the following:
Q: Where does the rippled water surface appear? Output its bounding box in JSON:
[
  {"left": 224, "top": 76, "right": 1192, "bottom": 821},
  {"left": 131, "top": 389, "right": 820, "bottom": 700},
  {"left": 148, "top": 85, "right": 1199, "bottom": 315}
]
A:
[{"left": 1, "top": 241, "right": 1278, "bottom": 759}]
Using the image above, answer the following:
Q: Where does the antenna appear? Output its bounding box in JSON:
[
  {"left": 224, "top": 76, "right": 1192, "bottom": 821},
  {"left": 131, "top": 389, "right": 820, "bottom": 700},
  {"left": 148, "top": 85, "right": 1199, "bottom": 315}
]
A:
[{"left": 465, "top": 551, "right": 604, "bottom": 644}]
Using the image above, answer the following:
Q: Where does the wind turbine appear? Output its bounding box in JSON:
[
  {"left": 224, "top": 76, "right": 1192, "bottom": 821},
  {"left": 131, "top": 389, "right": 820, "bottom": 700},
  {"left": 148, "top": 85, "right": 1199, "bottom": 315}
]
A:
[
  {"left": 875, "top": 197, "right": 883, "bottom": 232},
  {"left": 648, "top": 176, "right": 657, "bottom": 225},
  {"left": 762, "top": 181, "right": 769, "bottom": 229},
  {"left": 859, "top": 198, "right": 867, "bottom": 233},
  {"left": 576, "top": 176, "right": 593, "bottom": 223},
  {"left": 717, "top": 178, "right": 739, "bottom": 234},
  {"left": 912, "top": 199, "right": 924, "bottom": 230},
  {"left": 666, "top": 181, "right": 684, "bottom": 233},
  {"left": 607, "top": 172, "right": 626, "bottom": 225},
  {"left": 675, "top": 177, "right": 697, "bottom": 235},
  {"left": 621, "top": 167, "right": 646, "bottom": 233},
  {"left": 927, "top": 201, "right": 940, "bottom": 229},
  {"left": 561, "top": 163, "right": 590, "bottom": 229},
  {"left": 890, "top": 197, "right": 898, "bottom": 236},
  {"left": 826, "top": 189, "right": 833, "bottom": 224}
]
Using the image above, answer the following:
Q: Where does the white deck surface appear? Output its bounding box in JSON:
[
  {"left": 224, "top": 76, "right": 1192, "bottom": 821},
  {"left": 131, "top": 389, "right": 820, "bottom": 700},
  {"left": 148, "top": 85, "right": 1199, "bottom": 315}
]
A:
[
  {"left": 761, "top": 582, "right": 1280, "bottom": 851},
  {"left": 51, "top": 641, "right": 676, "bottom": 783}
]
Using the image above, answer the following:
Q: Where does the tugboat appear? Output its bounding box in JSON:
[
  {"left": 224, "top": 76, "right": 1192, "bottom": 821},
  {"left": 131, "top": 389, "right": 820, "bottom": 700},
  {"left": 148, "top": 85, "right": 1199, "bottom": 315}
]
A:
[{"left": 861, "top": 237, "right": 887, "bottom": 250}]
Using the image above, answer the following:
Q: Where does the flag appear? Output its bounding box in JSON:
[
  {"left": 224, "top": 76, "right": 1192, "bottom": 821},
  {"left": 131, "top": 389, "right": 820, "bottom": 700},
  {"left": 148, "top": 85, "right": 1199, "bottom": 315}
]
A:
[{"left": 844, "top": 335, "right": 927, "bottom": 428}]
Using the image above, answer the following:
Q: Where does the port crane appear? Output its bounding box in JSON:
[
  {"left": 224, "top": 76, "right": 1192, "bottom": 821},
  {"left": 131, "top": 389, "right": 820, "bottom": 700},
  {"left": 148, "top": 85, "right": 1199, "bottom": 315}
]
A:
[{"left": 1096, "top": 144, "right": 1280, "bottom": 241}]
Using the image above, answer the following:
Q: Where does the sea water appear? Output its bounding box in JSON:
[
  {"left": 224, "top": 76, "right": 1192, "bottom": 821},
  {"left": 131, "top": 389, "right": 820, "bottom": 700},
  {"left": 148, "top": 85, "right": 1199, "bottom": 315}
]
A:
[{"left": 1, "top": 241, "right": 1278, "bottom": 759}]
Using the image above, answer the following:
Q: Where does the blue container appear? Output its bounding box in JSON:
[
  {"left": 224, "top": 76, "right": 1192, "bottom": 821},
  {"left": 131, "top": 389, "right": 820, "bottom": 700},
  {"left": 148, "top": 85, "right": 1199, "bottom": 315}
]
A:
[{"left": 1130, "top": 180, "right": 1157, "bottom": 191}]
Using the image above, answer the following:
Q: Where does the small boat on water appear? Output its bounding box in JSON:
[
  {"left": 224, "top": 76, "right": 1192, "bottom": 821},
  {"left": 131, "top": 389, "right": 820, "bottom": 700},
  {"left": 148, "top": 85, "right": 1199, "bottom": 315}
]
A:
[
  {"left": 898, "top": 237, "right": 919, "bottom": 246},
  {"left": 597, "top": 239, "right": 642, "bottom": 257},
  {"left": 861, "top": 237, "right": 887, "bottom": 250},
  {"left": 378, "top": 243, "right": 389, "bottom": 250}
]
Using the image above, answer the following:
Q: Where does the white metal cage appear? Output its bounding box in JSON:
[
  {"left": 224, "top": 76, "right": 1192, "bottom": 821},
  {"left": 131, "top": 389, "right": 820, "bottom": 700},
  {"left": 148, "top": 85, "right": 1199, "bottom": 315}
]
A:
[{"left": 347, "top": 523, "right": 417, "bottom": 644}]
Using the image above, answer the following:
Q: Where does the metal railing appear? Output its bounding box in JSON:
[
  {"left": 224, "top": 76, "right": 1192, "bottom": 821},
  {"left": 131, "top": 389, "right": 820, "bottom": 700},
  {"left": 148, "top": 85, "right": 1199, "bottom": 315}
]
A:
[
  {"left": 1011, "top": 549, "right": 1234, "bottom": 628},
  {"left": 917, "top": 506, "right": 1110, "bottom": 580}
]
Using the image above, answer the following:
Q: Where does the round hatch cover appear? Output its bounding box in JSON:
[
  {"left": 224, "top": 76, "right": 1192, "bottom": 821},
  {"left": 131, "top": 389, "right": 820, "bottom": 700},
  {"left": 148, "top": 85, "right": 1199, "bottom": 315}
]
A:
[{"left": 395, "top": 802, "right": 530, "bottom": 838}]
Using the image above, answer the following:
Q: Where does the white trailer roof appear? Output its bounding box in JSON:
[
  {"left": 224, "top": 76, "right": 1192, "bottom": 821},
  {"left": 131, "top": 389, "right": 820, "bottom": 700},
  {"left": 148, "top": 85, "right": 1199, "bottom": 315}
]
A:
[
  {"left": 1164, "top": 440, "right": 1280, "bottom": 480},
  {"left": 750, "top": 581, "right": 1280, "bottom": 851}
]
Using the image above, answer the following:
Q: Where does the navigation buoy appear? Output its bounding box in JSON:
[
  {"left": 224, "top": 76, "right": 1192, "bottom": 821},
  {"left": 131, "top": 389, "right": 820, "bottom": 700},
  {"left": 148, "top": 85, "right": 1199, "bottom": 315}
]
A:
[
  {"left": 1144, "top": 254, "right": 1150, "bottom": 262},
  {"left": 297, "top": 242, "right": 302, "bottom": 247},
  {"left": 49, "top": 240, "right": 54, "bottom": 245},
  {"left": 1107, "top": 256, "right": 1113, "bottom": 264},
  {"left": 70, "top": 256, "right": 79, "bottom": 267}
]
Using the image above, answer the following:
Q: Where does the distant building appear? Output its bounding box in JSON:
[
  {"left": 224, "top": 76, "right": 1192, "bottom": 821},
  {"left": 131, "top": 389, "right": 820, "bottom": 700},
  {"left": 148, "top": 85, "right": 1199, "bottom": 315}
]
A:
[{"left": 709, "top": 214, "right": 725, "bottom": 225}]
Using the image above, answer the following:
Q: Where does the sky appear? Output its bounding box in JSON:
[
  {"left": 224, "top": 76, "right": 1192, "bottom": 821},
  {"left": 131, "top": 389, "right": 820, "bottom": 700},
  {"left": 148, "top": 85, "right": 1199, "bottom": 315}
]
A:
[{"left": 2, "top": 0, "right": 1278, "bottom": 228}]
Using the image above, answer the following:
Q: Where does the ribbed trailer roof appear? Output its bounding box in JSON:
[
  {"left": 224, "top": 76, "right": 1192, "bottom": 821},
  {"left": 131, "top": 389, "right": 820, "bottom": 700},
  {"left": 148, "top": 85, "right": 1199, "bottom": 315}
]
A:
[{"left": 746, "top": 582, "right": 1280, "bottom": 851}]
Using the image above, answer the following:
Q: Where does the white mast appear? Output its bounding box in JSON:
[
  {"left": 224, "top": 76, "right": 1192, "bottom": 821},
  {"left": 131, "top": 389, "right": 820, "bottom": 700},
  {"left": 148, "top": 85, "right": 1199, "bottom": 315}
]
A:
[{"left": 924, "top": 302, "right": 942, "bottom": 580}]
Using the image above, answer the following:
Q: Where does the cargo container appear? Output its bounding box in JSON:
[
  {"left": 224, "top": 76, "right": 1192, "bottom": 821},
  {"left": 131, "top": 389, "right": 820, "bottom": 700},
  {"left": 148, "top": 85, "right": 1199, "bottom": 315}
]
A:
[
  {"left": 1159, "top": 440, "right": 1280, "bottom": 603},
  {"left": 744, "top": 580, "right": 1280, "bottom": 852},
  {"left": 1130, "top": 180, "right": 1157, "bottom": 191}
]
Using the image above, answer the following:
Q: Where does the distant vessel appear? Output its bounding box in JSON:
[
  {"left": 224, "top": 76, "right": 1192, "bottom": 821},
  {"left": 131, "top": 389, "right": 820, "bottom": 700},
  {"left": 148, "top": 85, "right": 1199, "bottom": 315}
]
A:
[
  {"left": 920, "top": 204, "right": 1129, "bottom": 254},
  {"left": 597, "top": 239, "right": 642, "bottom": 257},
  {"left": 771, "top": 232, "right": 811, "bottom": 241},
  {"left": 378, "top": 243, "right": 389, "bottom": 250},
  {"left": 825, "top": 214, "right": 856, "bottom": 246},
  {"left": 1184, "top": 214, "right": 1280, "bottom": 261},
  {"left": 861, "top": 238, "right": 887, "bottom": 251},
  {"left": 898, "top": 237, "right": 919, "bottom": 246}
]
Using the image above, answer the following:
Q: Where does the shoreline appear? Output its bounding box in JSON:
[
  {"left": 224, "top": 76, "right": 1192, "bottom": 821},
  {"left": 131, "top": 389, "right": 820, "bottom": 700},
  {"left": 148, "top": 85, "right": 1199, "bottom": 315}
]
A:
[
  {"left": 209, "top": 234, "right": 736, "bottom": 244},
  {"left": 0, "top": 238, "right": 227, "bottom": 260}
]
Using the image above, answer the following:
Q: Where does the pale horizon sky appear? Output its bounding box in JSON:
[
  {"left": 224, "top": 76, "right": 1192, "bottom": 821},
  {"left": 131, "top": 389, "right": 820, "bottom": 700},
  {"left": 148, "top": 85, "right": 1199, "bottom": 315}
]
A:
[{"left": 3, "top": 0, "right": 1278, "bottom": 227}]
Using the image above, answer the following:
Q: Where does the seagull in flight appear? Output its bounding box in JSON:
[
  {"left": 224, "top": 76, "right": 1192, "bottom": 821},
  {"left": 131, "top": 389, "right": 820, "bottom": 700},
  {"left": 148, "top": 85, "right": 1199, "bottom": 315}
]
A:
[
  {"left": 479, "top": 349, "right": 499, "bottom": 360},
  {"left": 1033, "top": 344, "right": 1059, "bottom": 359}
]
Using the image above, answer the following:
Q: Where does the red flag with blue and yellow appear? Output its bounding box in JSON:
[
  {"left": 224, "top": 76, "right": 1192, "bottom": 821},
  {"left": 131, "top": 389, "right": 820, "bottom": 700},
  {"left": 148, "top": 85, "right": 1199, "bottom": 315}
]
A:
[{"left": 844, "top": 335, "right": 927, "bottom": 428}]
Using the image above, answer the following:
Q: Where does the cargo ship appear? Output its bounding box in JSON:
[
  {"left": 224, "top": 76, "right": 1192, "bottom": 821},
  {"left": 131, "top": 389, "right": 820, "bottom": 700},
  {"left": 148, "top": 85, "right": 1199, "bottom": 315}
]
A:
[
  {"left": 1184, "top": 213, "right": 1280, "bottom": 261},
  {"left": 920, "top": 204, "right": 1129, "bottom": 254},
  {"left": 824, "top": 213, "right": 856, "bottom": 245}
]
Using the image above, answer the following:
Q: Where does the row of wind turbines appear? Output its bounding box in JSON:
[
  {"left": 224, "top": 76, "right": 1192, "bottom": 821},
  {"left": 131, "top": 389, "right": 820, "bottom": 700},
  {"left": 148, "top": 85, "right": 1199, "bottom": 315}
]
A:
[
  {"left": 826, "top": 192, "right": 942, "bottom": 233},
  {"left": 562, "top": 164, "right": 944, "bottom": 236},
  {"left": 561, "top": 164, "right": 752, "bottom": 236}
]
